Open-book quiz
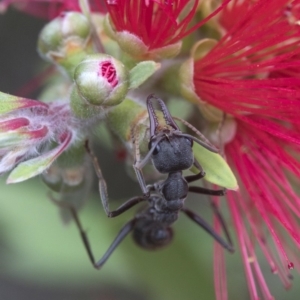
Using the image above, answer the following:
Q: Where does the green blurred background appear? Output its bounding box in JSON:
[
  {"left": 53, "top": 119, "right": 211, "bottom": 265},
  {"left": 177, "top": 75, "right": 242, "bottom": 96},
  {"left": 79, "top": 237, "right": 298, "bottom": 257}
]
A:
[{"left": 0, "top": 7, "right": 299, "bottom": 300}]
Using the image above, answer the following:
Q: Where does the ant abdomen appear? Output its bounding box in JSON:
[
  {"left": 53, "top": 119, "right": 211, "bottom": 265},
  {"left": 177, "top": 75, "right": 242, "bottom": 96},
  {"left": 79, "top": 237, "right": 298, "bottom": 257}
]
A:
[
  {"left": 155, "top": 198, "right": 184, "bottom": 212},
  {"left": 132, "top": 218, "right": 173, "bottom": 250}
]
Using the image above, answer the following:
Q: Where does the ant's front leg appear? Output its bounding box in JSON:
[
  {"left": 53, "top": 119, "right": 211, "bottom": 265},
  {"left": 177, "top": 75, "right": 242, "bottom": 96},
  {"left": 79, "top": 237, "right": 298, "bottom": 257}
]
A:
[
  {"left": 187, "top": 159, "right": 226, "bottom": 196},
  {"left": 185, "top": 159, "right": 206, "bottom": 183},
  {"left": 131, "top": 125, "right": 152, "bottom": 197},
  {"left": 85, "top": 140, "right": 145, "bottom": 217},
  {"left": 85, "top": 140, "right": 111, "bottom": 216}
]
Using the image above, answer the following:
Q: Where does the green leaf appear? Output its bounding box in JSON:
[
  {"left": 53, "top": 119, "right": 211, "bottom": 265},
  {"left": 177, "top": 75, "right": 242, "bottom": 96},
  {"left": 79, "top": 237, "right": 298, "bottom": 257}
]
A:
[
  {"left": 7, "top": 133, "right": 72, "bottom": 183},
  {"left": 0, "top": 131, "right": 25, "bottom": 148},
  {"left": 129, "top": 61, "right": 160, "bottom": 89},
  {"left": 193, "top": 142, "right": 238, "bottom": 190},
  {"left": 7, "top": 153, "right": 56, "bottom": 183}
]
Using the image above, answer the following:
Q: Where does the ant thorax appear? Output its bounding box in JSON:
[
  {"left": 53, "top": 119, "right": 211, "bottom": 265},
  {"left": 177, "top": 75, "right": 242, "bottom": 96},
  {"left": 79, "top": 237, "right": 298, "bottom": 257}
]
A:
[{"left": 151, "top": 172, "right": 188, "bottom": 212}]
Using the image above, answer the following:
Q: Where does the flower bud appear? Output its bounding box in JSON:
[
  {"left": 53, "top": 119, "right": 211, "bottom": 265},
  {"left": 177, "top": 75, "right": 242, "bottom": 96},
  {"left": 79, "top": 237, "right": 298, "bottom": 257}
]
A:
[
  {"left": 71, "top": 54, "right": 129, "bottom": 116},
  {"left": 0, "top": 91, "right": 76, "bottom": 183},
  {"left": 37, "top": 12, "right": 94, "bottom": 77},
  {"left": 103, "top": 14, "right": 181, "bottom": 61}
]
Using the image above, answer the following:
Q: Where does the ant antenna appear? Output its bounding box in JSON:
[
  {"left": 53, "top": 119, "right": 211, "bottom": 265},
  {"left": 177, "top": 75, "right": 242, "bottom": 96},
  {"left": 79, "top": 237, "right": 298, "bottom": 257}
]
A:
[
  {"left": 172, "top": 116, "right": 216, "bottom": 150},
  {"left": 146, "top": 94, "right": 219, "bottom": 153},
  {"left": 216, "top": 112, "right": 226, "bottom": 157},
  {"left": 147, "top": 94, "right": 180, "bottom": 136}
]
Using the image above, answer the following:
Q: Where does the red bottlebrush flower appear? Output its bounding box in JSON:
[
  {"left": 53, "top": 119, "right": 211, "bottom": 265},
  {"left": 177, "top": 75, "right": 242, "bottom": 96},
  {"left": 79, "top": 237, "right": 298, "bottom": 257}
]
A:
[
  {"left": 105, "top": 0, "right": 230, "bottom": 51},
  {"left": 223, "top": 122, "right": 300, "bottom": 299},
  {"left": 0, "top": 0, "right": 106, "bottom": 19},
  {"left": 194, "top": 0, "right": 300, "bottom": 125},
  {"left": 191, "top": 0, "right": 300, "bottom": 298},
  {"left": 0, "top": 0, "right": 81, "bottom": 19}
]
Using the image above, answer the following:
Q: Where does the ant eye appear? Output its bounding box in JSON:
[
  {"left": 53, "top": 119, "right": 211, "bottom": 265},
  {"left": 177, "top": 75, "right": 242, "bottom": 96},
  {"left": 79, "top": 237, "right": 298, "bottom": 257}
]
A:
[
  {"left": 148, "top": 140, "right": 160, "bottom": 155},
  {"left": 152, "top": 144, "right": 160, "bottom": 155},
  {"left": 185, "top": 137, "right": 193, "bottom": 147}
]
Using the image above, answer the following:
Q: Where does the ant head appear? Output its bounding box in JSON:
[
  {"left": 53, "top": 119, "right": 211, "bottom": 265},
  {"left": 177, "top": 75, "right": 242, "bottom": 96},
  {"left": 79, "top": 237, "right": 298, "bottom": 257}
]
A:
[
  {"left": 148, "top": 134, "right": 194, "bottom": 173},
  {"left": 146, "top": 94, "right": 194, "bottom": 173},
  {"left": 146, "top": 94, "right": 219, "bottom": 174}
]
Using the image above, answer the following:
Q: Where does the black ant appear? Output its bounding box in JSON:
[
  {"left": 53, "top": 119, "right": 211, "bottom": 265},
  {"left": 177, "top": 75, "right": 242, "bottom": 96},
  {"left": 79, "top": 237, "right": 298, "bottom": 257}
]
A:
[{"left": 50, "top": 94, "right": 234, "bottom": 269}]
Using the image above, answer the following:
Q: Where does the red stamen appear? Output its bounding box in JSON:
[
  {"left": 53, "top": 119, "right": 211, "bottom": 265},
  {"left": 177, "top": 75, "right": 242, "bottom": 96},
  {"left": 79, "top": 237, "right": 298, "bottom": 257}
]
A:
[{"left": 105, "top": 0, "right": 229, "bottom": 50}]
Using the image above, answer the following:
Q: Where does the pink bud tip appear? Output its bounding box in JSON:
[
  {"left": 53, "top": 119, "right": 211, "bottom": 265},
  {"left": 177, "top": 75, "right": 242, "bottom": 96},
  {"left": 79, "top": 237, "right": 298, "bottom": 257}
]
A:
[
  {"left": 0, "top": 117, "right": 30, "bottom": 131},
  {"left": 27, "top": 126, "right": 49, "bottom": 139},
  {"left": 99, "top": 61, "right": 118, "bottom": 88}
]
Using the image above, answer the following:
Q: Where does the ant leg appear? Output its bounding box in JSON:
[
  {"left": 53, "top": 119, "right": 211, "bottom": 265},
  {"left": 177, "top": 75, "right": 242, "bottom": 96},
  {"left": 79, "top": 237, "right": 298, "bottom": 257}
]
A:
[
  {"left": 216, "top": 112, "right": 226, "bottom": 157},
  {"left": 189, "top": 186, "right": 226, "bottom": 196},
  {"left": 133, "top": 166, "right": 149, "bottom": 196},
  {"left": 182, "top": 208, "right": 234, "bottom": 253},
  {"left": 185, "top": 173, "right": 205, "bottom": 183},
  {"left": 131, "top": 123, "right": 165, "bottom": 196},
  {"left": 172, "top": 116, "right": 218, "bottom": 153},
  {"left": 209, "top": 199, "right": 233, "bottom": 250},
  {"left": 185, "top": 159, "right": 206, "bottom": 183},
  {"left": 93, "top": 219, "right": 136, "bottom": 269},
  {"left": 187, "top": 159, "right": 226, "bottom": 195},
  {"left": 85, "top": 140, "right": 146, "bottom": 217},
  {"left": 48, "top": 193, "right": 135, "bottom": 269},
  {"left": 72, "top": 207, "right": 135, "bottom": 269},
  {"left": 108, "top": 196, "right": 145, "bottom": 217},
  {"left": 187, "top": 187, "right": 232, "bottom": 246},
  {"left": 131, "top": 124, "right": 151, "bottom": 196},
  {"left": 84, "top": 140, "right": 111, "bottom": 216}
]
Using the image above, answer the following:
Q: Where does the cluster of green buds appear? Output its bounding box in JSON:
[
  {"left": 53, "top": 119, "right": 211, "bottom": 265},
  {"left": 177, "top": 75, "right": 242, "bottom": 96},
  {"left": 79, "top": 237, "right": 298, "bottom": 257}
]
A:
[{"left": 0, "top": 3, "right": 237, "bottom": 214}]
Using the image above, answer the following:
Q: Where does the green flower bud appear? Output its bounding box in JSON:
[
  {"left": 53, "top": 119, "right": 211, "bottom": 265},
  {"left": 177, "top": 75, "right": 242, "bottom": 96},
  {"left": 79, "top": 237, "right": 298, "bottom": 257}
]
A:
[
  {"left": 73, "top": 54, "right": 129, "bottom": 108},
  {"left": 37, "top": 12, "right": 94, "bottom": 77}
]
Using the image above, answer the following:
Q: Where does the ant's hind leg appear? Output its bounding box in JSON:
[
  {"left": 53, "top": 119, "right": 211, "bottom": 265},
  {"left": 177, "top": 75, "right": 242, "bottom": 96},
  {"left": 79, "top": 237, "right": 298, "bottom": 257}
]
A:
[
  {"left": 48, "top": 193, "right": 135, "bottom": 269},
  {"left": 209, "top": 199, "right": 233, "bottom": 250},
  {"left": 182, "top": 207, "right": 234, "bottom": 253}
]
